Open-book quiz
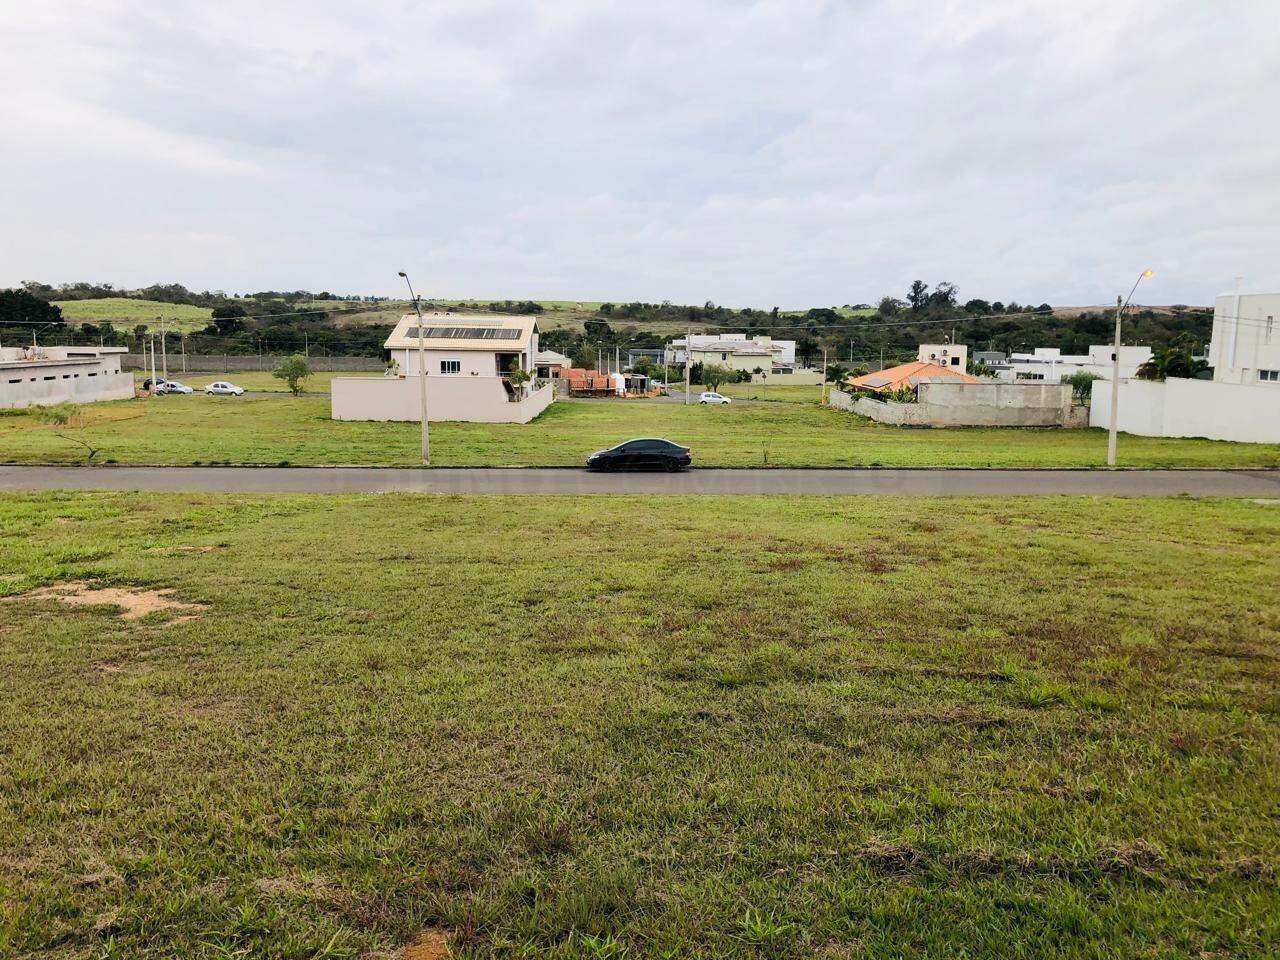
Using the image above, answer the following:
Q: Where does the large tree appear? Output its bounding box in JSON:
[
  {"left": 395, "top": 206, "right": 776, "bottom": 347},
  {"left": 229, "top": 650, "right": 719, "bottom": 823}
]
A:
[
  {"left": 208, "top": 303, "right": 247, "bottom": 336},
  {"left": 0, "top": 289, "right": 63, "bottom": 327},
  {"left": 907, "top": 281, "right": 929, "bottom": 313}
]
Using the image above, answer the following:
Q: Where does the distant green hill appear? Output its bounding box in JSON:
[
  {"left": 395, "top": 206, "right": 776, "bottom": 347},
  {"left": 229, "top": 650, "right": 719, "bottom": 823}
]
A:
[{"left": 52, "top": 298, "right": 212, "bottom": 333}]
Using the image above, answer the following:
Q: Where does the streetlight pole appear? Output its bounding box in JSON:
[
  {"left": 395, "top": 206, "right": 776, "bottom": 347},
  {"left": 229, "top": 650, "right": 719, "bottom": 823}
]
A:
[
  {"left": 1107, "top": 269, "right": 1155, "bottom": 468},
  {"left": 398, "top": 271, "right": 430, "bottom": 465}
]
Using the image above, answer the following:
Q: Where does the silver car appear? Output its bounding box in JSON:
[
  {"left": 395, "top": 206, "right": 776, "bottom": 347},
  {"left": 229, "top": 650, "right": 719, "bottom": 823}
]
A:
[{"left": 204, "top": 381, "right": 245, "bottom": 396}]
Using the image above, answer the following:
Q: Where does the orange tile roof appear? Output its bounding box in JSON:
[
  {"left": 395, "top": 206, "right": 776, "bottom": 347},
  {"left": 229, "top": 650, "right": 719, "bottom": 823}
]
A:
[
  {"left": 562, "top": 368, "right": 613, "bottom": 388},
  {"left": 846, "top": 360, "right": 981, "bottom": 393}
]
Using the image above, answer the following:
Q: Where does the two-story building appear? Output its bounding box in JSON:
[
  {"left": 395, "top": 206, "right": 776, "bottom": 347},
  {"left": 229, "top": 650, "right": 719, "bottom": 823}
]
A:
[
  {"left": 1210, "top": 291, "right": 1280, "bottom": 385},
  {"left": 331, "top": 312, "right": 555, "bottom": 423}
]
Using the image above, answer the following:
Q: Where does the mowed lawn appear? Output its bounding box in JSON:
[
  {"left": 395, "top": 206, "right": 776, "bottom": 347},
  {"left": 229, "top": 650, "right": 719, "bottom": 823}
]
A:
[
  {"left": 1, "top": 493, "right": 1277, "bottom": 958},
  {"left": 710, "top": 383, "right": 824, "bottom": 404},
  {"left": 2, "top": 394, "right": 1280, "bottom": 468}
]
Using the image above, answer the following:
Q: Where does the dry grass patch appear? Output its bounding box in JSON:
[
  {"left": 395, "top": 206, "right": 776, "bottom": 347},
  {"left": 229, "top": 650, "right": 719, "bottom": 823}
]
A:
[{"left": 16, "top": 580, "right": 206, "bottom": 622}]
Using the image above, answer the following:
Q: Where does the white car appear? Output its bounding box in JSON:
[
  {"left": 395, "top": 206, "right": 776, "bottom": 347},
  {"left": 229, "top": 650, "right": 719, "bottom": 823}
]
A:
[
  {"left": 162, "top": 379, "right": 194, "bottom": 394},
  {"left": 205, "top": 381, "right": 245, "bottom": 396},
  {"left": 699, "top": 391, "right": 732, "bottom": 405}
]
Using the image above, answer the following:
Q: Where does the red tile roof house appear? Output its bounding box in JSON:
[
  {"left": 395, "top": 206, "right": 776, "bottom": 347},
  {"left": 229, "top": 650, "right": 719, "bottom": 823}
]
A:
[
  {"left": 837, "top": 361, "right": 1085, "bottom": 427},
  {"left": 845, "top": 360, "right": 982, "bottom": 395}
]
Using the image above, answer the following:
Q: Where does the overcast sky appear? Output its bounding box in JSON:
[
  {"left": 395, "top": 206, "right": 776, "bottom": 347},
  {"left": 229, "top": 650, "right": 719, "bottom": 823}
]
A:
[{"left": 2, "top": 1, "right": 1278, "bottom": 307}]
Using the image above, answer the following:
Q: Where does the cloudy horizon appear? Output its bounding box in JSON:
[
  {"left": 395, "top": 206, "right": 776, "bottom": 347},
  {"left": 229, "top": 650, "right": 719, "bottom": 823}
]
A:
[{"left": 2, "top": 0, "right": 1278, "bottom": 308}]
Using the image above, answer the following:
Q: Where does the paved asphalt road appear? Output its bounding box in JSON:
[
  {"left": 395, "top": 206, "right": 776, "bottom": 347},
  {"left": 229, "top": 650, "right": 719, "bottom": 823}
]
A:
[{"left": 2, "top": 466, "right": 1279, "bottom": 496}]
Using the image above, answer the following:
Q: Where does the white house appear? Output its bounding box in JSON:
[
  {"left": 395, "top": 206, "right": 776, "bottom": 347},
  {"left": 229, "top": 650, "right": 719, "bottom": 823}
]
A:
[
  {"left": 917, "top": 343, "right": 968, "bottom": 370},
  {"left": 1, "top": 345, "right": 132, "bottom": 410},
  {"left": 331, "top": 312, "right": 555, "bottom": 423},
  {"left": 1085, "top": 291, "right": 1280, "bottom": 443},
  {"left": 1210, "top": 291, "right": 1280, "bottom": 385},
  {"left": 996, "top": 345, "right": 1152, "bottom": 383},
  {"left": 664, "top": 334, "right": 797, "bottom": 370}
]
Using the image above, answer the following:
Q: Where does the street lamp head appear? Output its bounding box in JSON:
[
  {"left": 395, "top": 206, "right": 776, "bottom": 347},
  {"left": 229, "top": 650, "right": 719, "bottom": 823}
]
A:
[
  {"left": 397, "top": 271, "right": 408, "bottom": 278},
  {"left": 1141, "top": 269, "right": 1155, "bottom": 279}
]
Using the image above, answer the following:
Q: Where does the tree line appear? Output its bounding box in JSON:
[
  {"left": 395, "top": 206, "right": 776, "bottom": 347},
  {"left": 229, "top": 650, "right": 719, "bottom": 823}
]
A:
[{"left": 3, "top": 280, "right": 1215, "bottom": 365}]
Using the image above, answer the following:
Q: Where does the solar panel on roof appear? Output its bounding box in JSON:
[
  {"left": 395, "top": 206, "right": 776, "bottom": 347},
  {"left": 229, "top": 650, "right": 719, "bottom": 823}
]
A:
[{"left": 404, "top": 326, "right": 523, "bottom": 340}]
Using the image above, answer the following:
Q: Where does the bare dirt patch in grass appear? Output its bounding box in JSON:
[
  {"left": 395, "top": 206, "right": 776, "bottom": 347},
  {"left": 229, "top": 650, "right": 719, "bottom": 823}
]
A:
[
  {"left": 402, "top": 928, "right": 452, "bottom": 959},
  {"left": 17, "top": 581, "right": 206, "bottom": 622}
]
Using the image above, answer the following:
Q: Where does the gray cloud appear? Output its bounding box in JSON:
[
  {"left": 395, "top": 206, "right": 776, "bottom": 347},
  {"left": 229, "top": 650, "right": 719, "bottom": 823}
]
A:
[{"left": 2, "top": 0, "right": 1278, "bottom": 306}]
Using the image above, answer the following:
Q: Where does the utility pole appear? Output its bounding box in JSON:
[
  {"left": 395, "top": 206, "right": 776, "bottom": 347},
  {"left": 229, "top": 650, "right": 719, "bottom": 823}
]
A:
[
  {"left": 684, "top": 324, "right": 691, "bottom": 404},
  {"left": 304, "top": 331, "right": 309, "bottom": 357},
  {"left": 1107, "top": 294, "right": 1123, "bottom": 467},
  {"left": 149, "top": 335, "right": 157, "bottom": 393},
  {"left": 160, "top": 322, "right": 168, "bottom": 380},
  {"left": 398, "top": 271, "right": 430, "bottom": 465},
  {"left": 1107, "top": 270, "right": 1155, "bottom": 468},
  {"left": 821, "top": 346, "right": 828, "bottom": 404},
  {"left": 181, "top": 334, "right": 187, "bottom": 373}
]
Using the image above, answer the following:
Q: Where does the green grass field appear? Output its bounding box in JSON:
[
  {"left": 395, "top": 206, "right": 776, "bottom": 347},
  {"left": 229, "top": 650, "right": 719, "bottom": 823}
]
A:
[
  {"left": 711, "top": 383, "right": 824, "bottom": 404},
  {"left": 1, "top": 492, "right": 1277, "bottom": 958},
  {"left": 52, "top": 299, "right": 213, "bottom": 333},
  {"left": 2, "top": 394, "right": 1278, "bottom": 469}
]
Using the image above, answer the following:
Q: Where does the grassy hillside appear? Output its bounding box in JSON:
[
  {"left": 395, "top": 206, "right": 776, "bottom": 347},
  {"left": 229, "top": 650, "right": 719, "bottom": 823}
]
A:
[
  {"left": 52, "top": 298, "right": 213, "bottom": 333},
  {"left": 2, "top": 492, "right": 1277, "bottom": 957}
]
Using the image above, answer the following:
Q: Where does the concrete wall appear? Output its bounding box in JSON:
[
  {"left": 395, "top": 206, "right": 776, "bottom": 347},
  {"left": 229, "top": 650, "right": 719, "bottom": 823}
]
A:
[
  {"left": 829, "top": 383, "right": 1085, "bottom": 427},
  {"left": 1090, "top": 376, "right": 1280, "bottom": 443},
  {"left": 331, "top": 376, "right": 555, "bottom": 424},
  {"left": 0, "top": 369, "right": 133, "bottom": 409},
  {"left": 123, "top": 354, "right": 383, "bottom": 373}
]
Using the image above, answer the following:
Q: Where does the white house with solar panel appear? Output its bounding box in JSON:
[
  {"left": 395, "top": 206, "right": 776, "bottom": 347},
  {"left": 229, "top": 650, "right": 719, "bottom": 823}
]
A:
[{"left": 330, "top": 312, "right": 555, "bottom": 423}]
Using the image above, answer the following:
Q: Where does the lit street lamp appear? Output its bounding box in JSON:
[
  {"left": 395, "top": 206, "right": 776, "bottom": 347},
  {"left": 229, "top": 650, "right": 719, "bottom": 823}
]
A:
[
  {"left": 1107, "top": 269, "right": 1155, "bottom": 468},
  {"left": 398, "top": 271, "right": 430, "bottom": 465}
]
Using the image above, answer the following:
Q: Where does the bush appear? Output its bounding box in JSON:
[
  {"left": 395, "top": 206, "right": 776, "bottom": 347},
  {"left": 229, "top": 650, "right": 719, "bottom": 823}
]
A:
[
  {"left": 1061, "top": 371, "right": 1101, "bottom": 403},
  {"left": 271, "top": 354, "right": 312, "bottom": 396}
]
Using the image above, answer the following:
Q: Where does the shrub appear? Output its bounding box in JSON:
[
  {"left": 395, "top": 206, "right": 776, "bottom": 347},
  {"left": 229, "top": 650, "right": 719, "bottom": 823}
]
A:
[
  {"left": 271, "top": 354, "right": 311, "bottom": 396},
  {"left": 1061, "top": 371, "right": 1102, "bottom": 403}
]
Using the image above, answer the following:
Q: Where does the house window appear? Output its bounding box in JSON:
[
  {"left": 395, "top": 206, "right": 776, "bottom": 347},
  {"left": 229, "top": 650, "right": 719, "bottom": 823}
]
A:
[
  {"left": 950, "top": 356, "right": 960, "bottom": 365},
  {"left": 439, "top": 359, "right": 461, "bottom": 375},
  {"left": 1267, "top": 316, "right": 1274, "bottom": 344},
  {"left": 721, "top": 353, "right": 728, "bottom": 361},
  {"left": 1259, "top": 369, "right": 1279, "bottom": 382}
]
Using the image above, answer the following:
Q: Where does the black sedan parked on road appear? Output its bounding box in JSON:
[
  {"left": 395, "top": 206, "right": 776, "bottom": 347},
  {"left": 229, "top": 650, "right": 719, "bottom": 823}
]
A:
[{"left": 586, "top": 438, "right": 692, "bottom": 471}]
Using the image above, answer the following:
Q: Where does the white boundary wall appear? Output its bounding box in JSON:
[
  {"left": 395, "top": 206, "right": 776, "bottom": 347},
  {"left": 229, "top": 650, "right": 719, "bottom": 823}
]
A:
[
  {"left": 1, "top": 367, "right": 133, "bottom": 410},
  {"left": 1090, "top": 377, "right": 1280, "bottom": 443},
  {"left": 332, "top": 376, "right": 555, "bottom": 424},
  {"left": 828, "top": 383, "right": 1086, "bottom": 427}
]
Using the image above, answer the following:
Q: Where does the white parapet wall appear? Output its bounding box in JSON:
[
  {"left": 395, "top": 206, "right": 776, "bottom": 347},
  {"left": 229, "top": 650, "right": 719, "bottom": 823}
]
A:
[
  {"left": 1090, "top": 377, "right": 1280, "bottom": 443},
  {"left": 331, "top": 376, "right": 555, "bottom": 424},
  {"left": 828, "top": 382, "right": 1086, "bottom": 427},
  {"left": 0, "top": 367, "right": 134, "bottom": 410}
]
